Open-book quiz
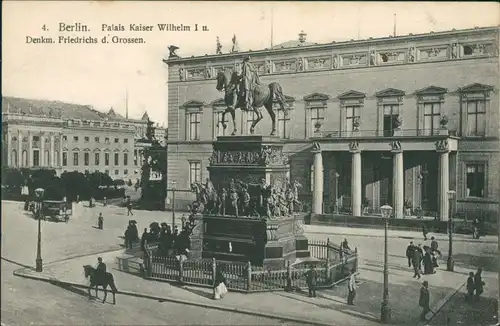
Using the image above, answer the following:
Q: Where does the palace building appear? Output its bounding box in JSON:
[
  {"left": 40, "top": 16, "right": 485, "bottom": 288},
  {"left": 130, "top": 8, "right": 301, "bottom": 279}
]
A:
[
  {"left": 2, "top": 96, "right": 152, "bottom": 181},
  {"left": 164, "top": 26, "right": 499, "bottom": 222}
]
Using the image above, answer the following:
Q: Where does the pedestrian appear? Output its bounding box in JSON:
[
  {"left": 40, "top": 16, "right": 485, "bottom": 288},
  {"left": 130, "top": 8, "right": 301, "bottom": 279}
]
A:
[
  {"left": 97, "top": 213, "right": 104, "bottom": 230},
  {"left": 95, "top": 257, "right": 107, "bottom": 281},
  {"left": 412, "top": 244, "right": 423, "bottom": 279},
  {"left": 406, "top": 241, "right": 415, "bottom": 268},
  {"left": 419, "top": 281, "right": 430, "bottom": 321},
  {"left": 89, "top": 197, "right": 93, "bottom": 208},
  {"left": 126, "top": 197, "right": 133, "bottom": 216},
  {"left": 465, "top": 272, "right": 475, "bottom": 302},
  {"left": 305, "top": 264, "right": 317, "bottom": 297},
  {"left": 472, "top": 218, "right": 480, "bottom": 239},
  {"left": 430, "top": 236, "right": 441, "bottom": 257},
  {"left": 474, "top": 267, "right": 485, "bottom": 300},
  {"left": 423, "top": 249, "right": 434, "bottom": 275},
  {"left": 347, "top": 268, "right": 357, "bottom": 305},
  {"left": 140, "top": 228, "right": 148, "bottom": 251},
  {"left": 103, "top": 196, "right": 107, "bottom": 206},
  {"left": 213, "top": 266, "right": 228, "bottom": 300},
  {"left": 422, "top": 225, "right": 428, "bottom": 240}
]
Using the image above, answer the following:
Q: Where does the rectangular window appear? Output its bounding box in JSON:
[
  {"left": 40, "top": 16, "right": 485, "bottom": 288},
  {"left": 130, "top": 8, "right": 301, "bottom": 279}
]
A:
[
  {"left": 124, "top": 169, "right": 128, "bottom": 175},
  {"left": 63, "top": 136, "right": 67, "bottom": 141},
  {"left": 62, "top": 152, "right": 68, "bottom": 166},
  {"left": 466, "top": 164, "right": 485, "bottom": 197},
  {"left": 84, "top": 136, "right": 89, "bottom": 143},
  {"left": 73, "top": 136, "right": 79, "bottom": 142},
  {"left": 95, "top": 153, "right": 100, "bottom": 165},
  {"left": 114, "top": 169, "right": 119, "bottom": 175},
  {"left": 33, "top": 136, "right": 40, "bottom": 142},
  {"left": 114, "top": 153, "right": 119, "bottom": 166},
  {"left": 105, "top": 137, "right": 110, "bottom": 144},
  {"left": 310, "top": 107, "right": 325, "bottom": 133},
  {"left": 466, "top": 100, "right": 486, "bottom": 136},
  {"left": 33, "top": 150, "right": 40, "bottom": 166},
  {"left": 124, "top": 138, "right": 128, "bottom": 143},
  {"left": 124, "top": 153, "right": 128, "bottom": 166},
  {"left": 189, "top": 161, "right": 202, "bottom": 185},
  {"left": 345, "top": 105, "right": 360, "bottom": 133},
  {"left": 383, "top": 104, "right": 400, "bottom": 137},
  {"left": 246, "top": 111, "right": 257, "bottom": 134},
  {"left": 215, "top": 112, "right": 227, "bottom": 137},
  {"left": 134, "top": 150, "right": 138, "bottom": 166},
  {"left": 189, "top": 112, "right": 201, "bottom": 140},
  {"left": 114, "top": 138, "right": 119, "bottom": 143},
  {"left": 73, "top": 152, "right": 79, "bottom": 166},
  {"left": 95, "top": 137, "right": 100, "bottom": 143},
  {"left": 423, "top": 103, "right": 441, "bottom": 136},
  {"left": 277, "top": 110, "right": 290, "bottom": 138},
  {"left": 105, "top": 153, "right": 110, "bottom": 166},
  {"left": 84, "top": 152, "right": 89, "bottom": 166}
]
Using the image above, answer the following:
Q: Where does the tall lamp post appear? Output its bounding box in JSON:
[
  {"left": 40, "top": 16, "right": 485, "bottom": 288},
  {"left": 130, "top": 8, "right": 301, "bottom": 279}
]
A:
[
  {"left": 170, "top": 181, "right": 177, "bottom": 229},
  {"left": 447, "top": 190, "right": 456, "bottom": 272},
  {"left": 380, "top": 204, "right": 393, "bottom": 323},
  {"left": 35, "top": 188, "right": 45, "bottom": 272}
]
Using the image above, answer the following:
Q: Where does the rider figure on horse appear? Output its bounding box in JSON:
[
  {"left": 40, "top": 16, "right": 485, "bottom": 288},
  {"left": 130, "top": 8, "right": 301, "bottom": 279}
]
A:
[
  {"left": 96, "top": 257, "right": 107, "bottom": 280},
  {"left": 241, "top": 55, "right": 261, "bottom": 110}
]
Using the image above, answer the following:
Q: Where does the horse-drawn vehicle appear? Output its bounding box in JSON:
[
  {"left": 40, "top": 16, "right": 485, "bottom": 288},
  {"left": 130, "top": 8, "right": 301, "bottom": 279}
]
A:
[{"left": 33, "top": 200, "right": 72, "bottom": 222}]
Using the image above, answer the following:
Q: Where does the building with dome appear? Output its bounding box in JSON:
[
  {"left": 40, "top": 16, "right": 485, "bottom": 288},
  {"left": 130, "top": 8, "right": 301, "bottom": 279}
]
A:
[
  {"left": 164, "top": 26, "right": 499, "bottom": 223},
  {"left": 2, "top": 96, "right": 151, "bottom": 181}
]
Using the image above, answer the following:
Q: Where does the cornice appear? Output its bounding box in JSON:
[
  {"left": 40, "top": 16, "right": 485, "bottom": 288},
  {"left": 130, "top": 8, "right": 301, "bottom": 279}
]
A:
[{"left": 164, "top": 26, "right": 499, "bottom": 65}]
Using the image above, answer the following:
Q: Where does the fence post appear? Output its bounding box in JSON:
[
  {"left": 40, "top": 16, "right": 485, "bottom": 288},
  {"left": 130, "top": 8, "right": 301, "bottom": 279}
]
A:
[
  {"left": 146, "top": 247, "right": 153, "bottom": 277},
  {"left": 339, "top": 240, "right": 344, "bottom": 262},
  {"left": 246, "top": 261, "right": 252, "bottom": 291},
  {"left": 179, "top": 257, "right": 184, "bottom": 284},
  {"left": 354, "top": 247, "right": 359, "bottom": 273},
  {"left": 285, "top": 260, "right": 293, "bottom": 292},
  {"left": 326, "top": 239, "right": 331, "bottom": 284},
  {"left": 212, "top": 258, "right": 217, "bottom": 289}
]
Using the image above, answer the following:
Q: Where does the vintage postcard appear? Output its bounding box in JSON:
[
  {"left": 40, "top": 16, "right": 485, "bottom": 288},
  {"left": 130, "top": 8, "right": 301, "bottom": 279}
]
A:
[{"left": 2, "top": 1, "right": 499, "bottom": 325}]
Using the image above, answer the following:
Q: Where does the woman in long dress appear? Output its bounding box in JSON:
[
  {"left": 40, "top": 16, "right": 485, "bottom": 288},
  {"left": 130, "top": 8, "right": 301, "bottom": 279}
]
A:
[{"left": 213, "top": 266, "right": 228, "bottom": 300}]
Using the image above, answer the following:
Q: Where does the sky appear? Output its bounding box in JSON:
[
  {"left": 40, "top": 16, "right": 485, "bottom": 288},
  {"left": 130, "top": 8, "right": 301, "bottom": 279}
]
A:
[{"left": 2, "top": 1, "right": 499, "bottom": 125}]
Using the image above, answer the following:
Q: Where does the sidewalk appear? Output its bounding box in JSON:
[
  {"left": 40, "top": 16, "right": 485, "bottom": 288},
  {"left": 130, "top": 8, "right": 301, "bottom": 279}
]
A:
[
  {"left": 14, "top": 249, "right": 470, "bottom": 326},
  {"left": 304, "top": 225, "right": 498, "bottom": 244}
]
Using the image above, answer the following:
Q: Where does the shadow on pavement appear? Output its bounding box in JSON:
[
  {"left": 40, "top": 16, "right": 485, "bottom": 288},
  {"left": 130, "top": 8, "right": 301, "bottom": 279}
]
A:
[
  {"left": 452, "top": 253, "right": 499, "bottom": 273},
  {"left": 1, "top": 257, "right": 34, "bottom": 270},
  {"left": 175, "top": 284, "right": 213, "bottom": 300}
]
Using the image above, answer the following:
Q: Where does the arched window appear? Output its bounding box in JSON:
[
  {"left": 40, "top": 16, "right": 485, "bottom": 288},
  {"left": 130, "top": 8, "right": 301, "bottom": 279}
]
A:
[
  {"left": 54, "top": 150, "right": 60, "bottom": 166},
  {"left": 44, "top": 150, "right": 49, "bottom": 166},
  {"left": 22, "top": 150, "right": 28, "bottom": 167},
  {"left": 11, "top": 150, "right": 17, "bottom": 166}
]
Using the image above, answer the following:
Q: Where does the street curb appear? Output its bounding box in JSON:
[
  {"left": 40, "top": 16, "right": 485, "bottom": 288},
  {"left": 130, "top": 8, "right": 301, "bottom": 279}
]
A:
[
  {"left": 305, "top": 231, "right": 497, "bottom": 244},
  {"left": 416, "top": 282, "right": 466, "bottom": 326},
  {"left": 13, "top": 269, "right": 330, "bottom": 326}
]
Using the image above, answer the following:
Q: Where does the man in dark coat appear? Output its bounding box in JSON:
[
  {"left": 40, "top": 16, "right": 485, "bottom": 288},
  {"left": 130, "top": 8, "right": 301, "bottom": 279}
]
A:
[
  {"left": 422, "top": 225, "right": 428, "bottom": 240},
  {"left": 97, "top": 213, "right": 104, "bottom": 230},
  {"left": 466, "top": 272, "right": 475, "bottom": 302},
  {"left": 419, "top": 281, "right": 430, "bottom": 321},
  {"left": 423, "top": 250, "right": 434, "bottom": 275},
  {"left": 305, "top": 265, "right": 317, "bottom": 298},
  {"left": 430, "top": 237, "right": 441, "bottom": 256},
  {"left": 96, "top": 257, "right": 107, "bottom": 282},
  {"left": 474, "top": 268, "right": 485, "bottom": 300},
  {"left": 406, "top": 241, "right": 415, "bottom": 268},
  {"left": 412, "top": 244, "right": 423, "bottom": 279},
  {"left": 140, "top": 228, "right": 149, "bottom": 251}
]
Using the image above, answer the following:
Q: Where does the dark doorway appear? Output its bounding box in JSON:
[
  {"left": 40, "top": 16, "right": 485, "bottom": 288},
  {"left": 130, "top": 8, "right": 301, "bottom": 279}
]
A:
[{"left": 377, "top": 154, "right": 393, "bottom": 206}]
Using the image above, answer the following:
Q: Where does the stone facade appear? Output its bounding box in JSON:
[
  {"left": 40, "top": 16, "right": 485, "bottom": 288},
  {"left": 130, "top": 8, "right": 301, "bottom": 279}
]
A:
[
  {"left": 2, "top": 97, "right": 149, "bottom": 181},
  {"left": 165, "top": 26, "right": 499, "bottom": 221}
]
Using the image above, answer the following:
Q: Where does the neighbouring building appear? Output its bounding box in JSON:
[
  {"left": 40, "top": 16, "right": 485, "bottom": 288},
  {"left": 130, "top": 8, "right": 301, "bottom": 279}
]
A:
[
  {"left": 1, "top": 97, "right": 152, "bottom": 181},
  {"left": 164, "top": 26, "right": 499, "bottom": 222}
]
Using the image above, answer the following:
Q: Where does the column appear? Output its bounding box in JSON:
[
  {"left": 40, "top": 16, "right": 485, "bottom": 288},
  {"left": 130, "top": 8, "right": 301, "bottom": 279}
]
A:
[
  {"left": 50, "top": 134, "right": 55, "bottom": 167},
  {"left": 7, "top": 130, "right": 12, "bottom": 166},
  {"left": 311, "top": 142, "right": 323, "bottom": 214},
  {"left": 18, "top": 130, "right": 22, "bottom": 167},
  {"left": 59, "top": 133, "right": 64, "bottom": 168},
  {"left": 437, "top": 146, "right": 450, "bottom": 221},
  {"left": 40, "top": 133, "right": 45, "bottom": 167},
  {"left": 350, "top": 141, "right": 362, "bottom": 217},
  {"left": 391, "top": 142, "right": 404, "bottom": 219},
  {"left": 28, "top": 131, "right": 33, "bottom": 167}
]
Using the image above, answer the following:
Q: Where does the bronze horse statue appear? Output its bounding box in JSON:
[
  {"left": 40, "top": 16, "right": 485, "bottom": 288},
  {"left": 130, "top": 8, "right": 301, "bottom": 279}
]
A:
[
  {"left": 215, "top": 70, "right": 288, "bottom": 136},
  {"left": 83, "top": 265, "right": 118, "bottom": 304}
]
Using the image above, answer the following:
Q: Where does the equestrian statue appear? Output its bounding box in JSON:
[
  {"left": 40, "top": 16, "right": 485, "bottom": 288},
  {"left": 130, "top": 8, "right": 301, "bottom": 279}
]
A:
[{"left": 216, "top": 55, "right": 288, "bottom": 136}]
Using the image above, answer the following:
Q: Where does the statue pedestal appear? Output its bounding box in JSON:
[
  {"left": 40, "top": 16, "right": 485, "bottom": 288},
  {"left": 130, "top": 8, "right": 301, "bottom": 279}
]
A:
[
  {"left": 189, "top": 214, "right": 310, "bottom": 269},
  {"left": 187, "top": 135, "right": 310, "bottom": 269}
]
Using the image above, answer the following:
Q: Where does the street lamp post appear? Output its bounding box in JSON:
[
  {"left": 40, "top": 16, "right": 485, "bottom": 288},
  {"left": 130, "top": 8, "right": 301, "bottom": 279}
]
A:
[
  {"left": 447, "top": 190, "right": 456, "bottom": 272},
  {"left": 35, "top": 188, "right": 45, "bottom": 272},
  {"left": 170, "top": 181, "right": 177, "bottom": 229},
  {"left": 380, "top": 204, "right": 393, "bottom": 324}
]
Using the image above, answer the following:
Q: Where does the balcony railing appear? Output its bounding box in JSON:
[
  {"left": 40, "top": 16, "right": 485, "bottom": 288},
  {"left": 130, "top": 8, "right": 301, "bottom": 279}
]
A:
[{"left": 317, "top": 129, "right": 457, "bottom": 138}]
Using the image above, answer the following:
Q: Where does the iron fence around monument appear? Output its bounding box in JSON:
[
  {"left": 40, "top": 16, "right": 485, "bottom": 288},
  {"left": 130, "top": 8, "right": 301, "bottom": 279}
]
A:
[{"left": 144, "top": 239, "right": 358, "bottom": 293}]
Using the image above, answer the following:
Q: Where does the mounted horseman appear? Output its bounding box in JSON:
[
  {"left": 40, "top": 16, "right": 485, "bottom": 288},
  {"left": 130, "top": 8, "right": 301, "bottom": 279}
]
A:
[{"left": 216, "top": 55, "right": 288, "bottom": 136}]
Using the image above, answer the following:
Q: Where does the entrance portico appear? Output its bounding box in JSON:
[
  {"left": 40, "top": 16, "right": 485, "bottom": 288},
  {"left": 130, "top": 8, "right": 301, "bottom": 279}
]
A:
[{"left": 310, "top": 136, "right": 458, "bottom": 221}]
